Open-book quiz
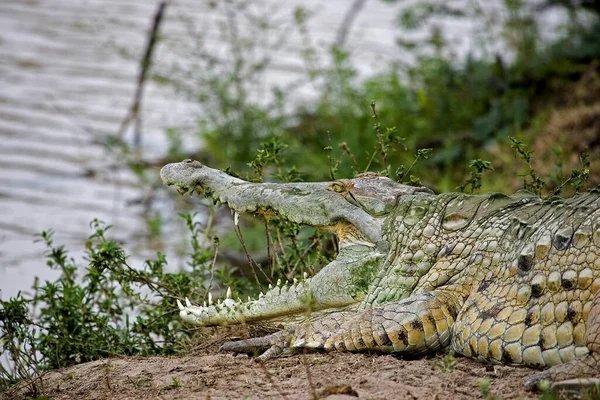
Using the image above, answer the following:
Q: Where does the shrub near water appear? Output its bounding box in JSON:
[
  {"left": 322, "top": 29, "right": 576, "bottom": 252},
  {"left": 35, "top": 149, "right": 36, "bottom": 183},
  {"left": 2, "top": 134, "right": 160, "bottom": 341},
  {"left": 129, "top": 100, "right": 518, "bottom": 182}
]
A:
[{"left": 0, "top": 217, "right": 218, "bottom": 392}]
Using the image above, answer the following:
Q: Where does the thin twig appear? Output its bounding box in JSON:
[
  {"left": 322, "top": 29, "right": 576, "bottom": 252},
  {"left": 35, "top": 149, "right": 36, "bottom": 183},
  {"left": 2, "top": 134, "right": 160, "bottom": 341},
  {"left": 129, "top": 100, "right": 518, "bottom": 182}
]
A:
[
  {"left": 118, "top": 0, "right": 169, "bottom": 150},
  {"left": 326, "top": 131, "right": 336, "bottom": 180},
  {"left": 370, "top": 101, "right": 388, "bottom": 174},
  {"left": 205, "top": 238, "right": 220, "bottom": 300},
  {"left": 234, "top": 221, "right": 269, "bottom": 290},
  {"left": 290, "top": 237, "right": 320, "bottom": 278},
  {"left": 291, "top": 236, "right": 313, "bottom": 275},
  {"left": 301, "top": 342, "right": 318, "bottom": 400},
  {"left": 256, "top": 359, "right": 289, "bottom": 400},
  {"left": 264, "top": 216, "right": 275, "bottom": 280}
]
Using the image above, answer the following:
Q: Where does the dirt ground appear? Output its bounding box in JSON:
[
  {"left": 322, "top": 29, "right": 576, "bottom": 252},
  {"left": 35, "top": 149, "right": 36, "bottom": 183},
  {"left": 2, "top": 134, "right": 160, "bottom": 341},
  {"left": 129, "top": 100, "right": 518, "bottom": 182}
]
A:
[{"left": 6, "top": 351, "right": 541, "bottom": 400}]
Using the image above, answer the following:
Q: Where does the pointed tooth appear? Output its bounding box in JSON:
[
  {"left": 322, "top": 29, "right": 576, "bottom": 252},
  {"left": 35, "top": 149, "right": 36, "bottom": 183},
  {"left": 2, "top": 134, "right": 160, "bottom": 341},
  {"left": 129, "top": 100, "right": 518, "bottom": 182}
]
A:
[
  {"left": 294, "top": 278, "right": 298, "bottom": 284},
  {"left": 234, "top": 212, "right": 239, "bottom": 226},
  {"left": 218, "top": 299, "right": 222, "bottom": 305},
  {"left": 208, "top": 292, "right": 213, "bottom": 305},
  {"left": 259, "top": 292, "right": 264, "bottom": 298},
  {"left": 223, "top": 298, "right": 236, "bottom": 307},
  {"left": 226, "top": 287, "right": 232, "bottom": 299},
  {"left": 203, "top": 301, "right": 207, "bottom": 308},
  {"left": 177, "top": 299, "right": 185, "bottom": 311},
  {"left": 185, "top": 297, "right": 192, "bottom": 307},
  {"left": 268, "top": 284, "right": 273, "bottom": 290},
  {"left": 277, "top": 279, "right": 281, "bottom": 287},
  {"left": 303, "top": 272, "right": 308, "bottom": 280},
  {"left": 247, "top": 296, "right": 251, "bottom": 302}
]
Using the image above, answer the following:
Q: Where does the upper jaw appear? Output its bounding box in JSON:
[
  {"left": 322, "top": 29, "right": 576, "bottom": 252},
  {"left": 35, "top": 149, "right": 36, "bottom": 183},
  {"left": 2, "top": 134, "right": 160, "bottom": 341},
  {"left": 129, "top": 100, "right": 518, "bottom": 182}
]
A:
[
  {"left": 160, "top": 159, "right": 208, "bottom": 194},
  {"left": 160, "top": 160, "right": 385, "bottom": 243}
]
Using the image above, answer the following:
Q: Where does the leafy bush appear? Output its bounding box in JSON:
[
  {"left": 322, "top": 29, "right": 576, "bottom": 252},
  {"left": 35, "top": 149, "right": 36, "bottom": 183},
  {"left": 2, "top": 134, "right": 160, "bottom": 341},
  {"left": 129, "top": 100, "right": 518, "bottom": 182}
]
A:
[{"left": 0, "top": 217, "right": 216, "bottom": 392}]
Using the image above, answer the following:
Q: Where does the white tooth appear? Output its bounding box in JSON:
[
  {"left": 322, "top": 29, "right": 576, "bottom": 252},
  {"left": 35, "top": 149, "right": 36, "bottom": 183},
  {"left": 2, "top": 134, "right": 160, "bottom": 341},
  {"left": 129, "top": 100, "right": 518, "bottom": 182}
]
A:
[
  {"left": 303, "top": 272, "right": 308, "bottom": 280},
  {"left": 268, "top": 284, "right": 273, "bottom": 290},
  {"left": 277, "top": 279, "right": 281, "bottom": 287},
  {"left": 247, "top": 296, "right": 251, "bottom": 302},
  {"left": 177, "top": 299, "right": 185, "bottom": 311},
  {"left": 203, "top": 301, "right": 207, "bottom": 308},
  {"left": 218, "top": 299, "right": 222, "bottom": 305},
  {"left": 185, "top": 297, "right": 192, "bottom": 307},
  {"left": 294, "top": 278, "right": 298, "bottom": 284},
  {"left": 208, "top": 292, "right": 213, "bottom": 305},
  {"left": 226, "top": 287, "right": 232, "bottom": 299},
  {"left": 188, "top": 307, "right": 201, "bottom": 316},
  {"left": 259, "top": 292, "right": 264, "bottom": 298},
  {"left": 223, "top": 298, "right": 236, "bottom": 307},
  {"left": 234, "top": 212, "right": 239, "bottom": 226}
]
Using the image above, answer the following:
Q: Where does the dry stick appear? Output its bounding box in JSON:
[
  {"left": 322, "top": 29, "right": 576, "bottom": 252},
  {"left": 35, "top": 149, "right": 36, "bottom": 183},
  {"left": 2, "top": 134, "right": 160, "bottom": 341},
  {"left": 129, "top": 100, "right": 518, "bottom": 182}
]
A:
[
  {"left": 290, "top": 237, "right": 320, "bottom": 278},
  {"left": 274, "top": 227, "right": 296, "bottom": 279},
  {"left": 118, "top": 0, "right": 168, "bottom": 150},
  {"left": 301, "top": 322, "right": 318, "bottom": 400},
  {"left": 370, "top": 101, "right": 388, "bottom": 175},
  {"left": 264, "top": 216, "right": 275, "bottom": 280},
  {"left": 233, "top": 222, "right": 270, "bottom": 291},
  {"left": 256, "top": 359, "right": 289, "bottom": 400},
  {"left": 335, "top": 0, "right": 367, "bottom": 47},
  {"left": 205, "top": 238, "right": 220, "bottom": 301},
  {"left": 291, "top": 236, "right": 313, "bottom": 275}
]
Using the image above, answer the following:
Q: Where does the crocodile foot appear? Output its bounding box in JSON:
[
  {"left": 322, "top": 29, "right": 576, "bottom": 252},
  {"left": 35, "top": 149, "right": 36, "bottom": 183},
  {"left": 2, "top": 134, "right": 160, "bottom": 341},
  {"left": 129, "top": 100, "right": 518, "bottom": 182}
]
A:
[{"left": 220, "top": 328, "right": 297, "bottom": 360}]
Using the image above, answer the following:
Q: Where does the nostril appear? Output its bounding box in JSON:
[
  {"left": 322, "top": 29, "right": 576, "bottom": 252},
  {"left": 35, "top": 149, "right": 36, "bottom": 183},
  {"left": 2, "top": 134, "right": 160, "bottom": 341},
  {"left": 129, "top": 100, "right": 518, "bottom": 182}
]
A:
[{"left": 184, "top": 159, "right": 193, "bottom": 164}]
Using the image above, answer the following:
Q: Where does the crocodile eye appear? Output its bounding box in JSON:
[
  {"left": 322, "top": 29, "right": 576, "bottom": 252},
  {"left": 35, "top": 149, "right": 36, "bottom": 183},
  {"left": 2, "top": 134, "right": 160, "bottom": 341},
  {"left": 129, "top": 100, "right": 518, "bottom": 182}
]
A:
[{"left": 330, "top": 183, "right": 345, "bottom": 193}]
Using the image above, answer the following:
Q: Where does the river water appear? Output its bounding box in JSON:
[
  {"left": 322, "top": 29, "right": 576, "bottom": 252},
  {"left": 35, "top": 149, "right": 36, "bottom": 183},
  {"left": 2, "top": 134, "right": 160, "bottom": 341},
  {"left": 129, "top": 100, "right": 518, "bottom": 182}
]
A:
[{"left": 0, "top": 0, "right": 412, "bottom": 299}]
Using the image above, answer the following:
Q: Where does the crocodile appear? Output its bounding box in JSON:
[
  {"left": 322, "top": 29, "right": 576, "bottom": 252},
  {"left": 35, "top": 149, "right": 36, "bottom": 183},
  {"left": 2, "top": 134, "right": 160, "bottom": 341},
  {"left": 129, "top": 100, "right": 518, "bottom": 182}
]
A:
[{"left": 161, "top": 159, "right": 600, "bottom": 389}]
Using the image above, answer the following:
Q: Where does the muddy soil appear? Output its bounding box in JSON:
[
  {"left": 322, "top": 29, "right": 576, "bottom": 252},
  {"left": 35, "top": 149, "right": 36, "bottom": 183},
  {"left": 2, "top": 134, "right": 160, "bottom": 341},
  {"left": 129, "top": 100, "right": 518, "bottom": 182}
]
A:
[{"left": 7, "top": 351, "right": 539, "bottom": 400}]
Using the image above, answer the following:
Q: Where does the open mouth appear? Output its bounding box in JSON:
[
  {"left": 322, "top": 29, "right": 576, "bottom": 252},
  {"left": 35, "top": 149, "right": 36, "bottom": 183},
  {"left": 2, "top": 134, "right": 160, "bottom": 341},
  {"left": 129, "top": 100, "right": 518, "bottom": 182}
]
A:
[{"left": 160, "top": 159, "right": 432, "bottom": 328}]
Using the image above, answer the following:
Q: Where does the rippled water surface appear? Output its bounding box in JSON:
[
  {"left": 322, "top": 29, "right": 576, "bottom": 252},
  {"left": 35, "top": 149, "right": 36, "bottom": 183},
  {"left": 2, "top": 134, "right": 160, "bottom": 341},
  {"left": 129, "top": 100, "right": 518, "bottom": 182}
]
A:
[{"left": 0, "top": 0, "right": 405, "bottom": 298}]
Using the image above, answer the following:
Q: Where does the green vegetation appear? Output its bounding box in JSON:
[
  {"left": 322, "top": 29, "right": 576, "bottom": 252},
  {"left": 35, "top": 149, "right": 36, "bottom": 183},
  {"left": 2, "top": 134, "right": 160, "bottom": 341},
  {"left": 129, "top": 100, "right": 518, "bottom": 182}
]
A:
[
  {"left": 2, "top": 0, "right": 600, "bottom": 397},
  {"left": 154, "top": 0, "right": 599, "bottom": 195}
]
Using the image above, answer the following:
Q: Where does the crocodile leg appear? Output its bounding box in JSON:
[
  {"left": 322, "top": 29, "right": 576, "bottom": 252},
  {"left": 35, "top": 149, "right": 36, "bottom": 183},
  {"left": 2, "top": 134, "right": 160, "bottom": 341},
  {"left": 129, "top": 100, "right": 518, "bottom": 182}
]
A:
[
  {"left": 524, "top": 292, "right": 600, "bottom": 390},
  {"left": 220, "top": 287, "right": 467, "bottom": 359}
]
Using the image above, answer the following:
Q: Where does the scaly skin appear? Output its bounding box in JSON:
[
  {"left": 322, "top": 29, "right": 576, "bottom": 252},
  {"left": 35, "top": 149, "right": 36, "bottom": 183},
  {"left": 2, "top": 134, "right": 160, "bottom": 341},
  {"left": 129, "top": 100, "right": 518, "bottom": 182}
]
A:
[{"left": 161, "top": 159, "right": 600, "bottom": 389}]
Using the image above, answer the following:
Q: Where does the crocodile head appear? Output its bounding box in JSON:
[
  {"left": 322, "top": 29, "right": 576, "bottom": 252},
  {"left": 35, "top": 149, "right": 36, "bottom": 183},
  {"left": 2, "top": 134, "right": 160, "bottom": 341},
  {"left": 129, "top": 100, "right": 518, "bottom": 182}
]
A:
[{"left": 161, "top": 159, "right": 432, "bottom": 326}]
